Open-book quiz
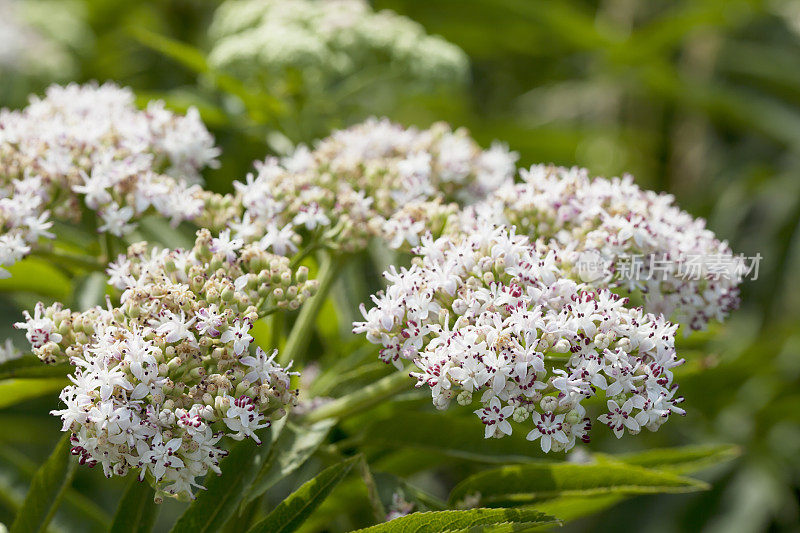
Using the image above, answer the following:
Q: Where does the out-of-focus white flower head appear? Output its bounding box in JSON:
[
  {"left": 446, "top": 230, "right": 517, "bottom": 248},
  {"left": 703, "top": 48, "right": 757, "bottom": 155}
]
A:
[
  {"left": 0, "top": 0, "right": 88, "bottom": 80},
  {"left": 208, "top": 0, "right": 469, "bottom": 105}
]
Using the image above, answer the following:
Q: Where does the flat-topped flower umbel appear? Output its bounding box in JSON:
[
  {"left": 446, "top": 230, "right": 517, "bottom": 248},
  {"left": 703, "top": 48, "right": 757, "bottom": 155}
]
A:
[
  {"left": 0, "top": 82, "right": 222, "bottom": 277},
  {"left": 15, "top": 229, "right": 317, "bottom": 501},
  {"left": 354, "top": 227, "right": 685, "bottom": 453},
  {"left": 457, "top": 165, "right": 742, "bottom": 331},
  {"left": 221, "top": 118, "right": 518, "bottom": 256}
]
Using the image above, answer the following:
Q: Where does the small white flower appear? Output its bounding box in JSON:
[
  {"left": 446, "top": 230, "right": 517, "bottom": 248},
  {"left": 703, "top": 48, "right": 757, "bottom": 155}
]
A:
[
  {"left": 223, "top": 395, "right": 270, "bottom": 444},
  {"left": 475, "top": 397, "right": 514, "bottom": 438},
  {"left": 220, "top": 320, "right": 253, "bottom": 356},
  {"left": 210, "top": 229, "right": 243, "bottom": 261},
  {"left": 527, "top": 411, "right": 569, "bottom": 453}
]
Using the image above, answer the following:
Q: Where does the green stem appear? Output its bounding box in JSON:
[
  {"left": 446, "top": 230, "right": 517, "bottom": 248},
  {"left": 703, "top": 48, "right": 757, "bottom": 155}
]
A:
[
  {"left": 290, "top": 240, "right": 320, "bottom": 269},
  {"left": 357, "top": 456, "right": 386, "bottom": 523},
  {"left": 300, "top": 370, "right": 411, "bottom": 424},
  {"left": 279, "top": 252, "right": 343, "bottom": 365}
]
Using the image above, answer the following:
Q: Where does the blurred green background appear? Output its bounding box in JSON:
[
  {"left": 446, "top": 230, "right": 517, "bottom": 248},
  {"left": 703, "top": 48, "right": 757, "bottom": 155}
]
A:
[{"left": 1, "top": 0, "right": 799, "bottom": 531}]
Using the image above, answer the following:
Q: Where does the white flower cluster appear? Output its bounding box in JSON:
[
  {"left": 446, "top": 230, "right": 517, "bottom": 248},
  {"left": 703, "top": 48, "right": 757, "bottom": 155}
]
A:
[
  {"left": 354, "top": 227, "right": 685, "bottom": 453},
  {"left": 457, "top": 165, "right": 742, "bottom": 331},
  {"left": 0, "top": 339, "right": 21, "bottom": 364},
  {"left": 225, "top": 118, "right": 518, "bottom": 254},
  {"left": 0, "top": 0, "right": 84, "bottom": 79},
  {"left": 208, "top": 0, "right": 468, "bottom": 92},
  {"left": 15, "top": 229, "right": 317, "bottom": 500},
  {"left": 0, "top": 82, "right": 222, "bottom": 277}
]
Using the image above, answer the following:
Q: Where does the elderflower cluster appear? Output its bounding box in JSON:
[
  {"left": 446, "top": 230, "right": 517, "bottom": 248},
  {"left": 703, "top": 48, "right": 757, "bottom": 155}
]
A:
[
  {"left": 458, "top": 165, "right": 742, "bottom": 331},
  {"left": 14, "top": 229, "right": 317, "bottom": 500},
  {"left": 208, "top": 0, "right": 468, "bottom": 93},
  {"left": 354, "top": 227, "right": 685, "bottom": 453},
  {"left": 0, "top": 82, "right": 222, "bottom": 277},
  {"left": 225, "top": 118, "right": 518, "bottom": 255}
]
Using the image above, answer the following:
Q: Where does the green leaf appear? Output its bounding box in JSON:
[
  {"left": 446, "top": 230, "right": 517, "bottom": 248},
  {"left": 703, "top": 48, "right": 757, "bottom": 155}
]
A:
[
  {"left": 357, "top": 456, "right": 386, "bottom": 523},
  {"left": 243, "top": 420, "right": 335, "bottom": 508},
  {"left": 110, "top": 477, "right": 159, "bottom": 533},
  {"left": 170, "top": 425, "right": 279, "bottom": 533},
  {"left": 361, "top": 412, "right": 540, "bottom": 463},
  {"left": 523, "top": 445, "right": 737, "bottom": 526},
  {"left": 448, "top": 462, "right": 709, "bottom": 507},
  {"left": 10, "top": 433, "right": 76, "bottom": 533},
  {"left": 0, "top": 444, "right": 110, "bottom": 530},
  {"left": 246, "top": 455, "right": 359, "bottom": 533},
  {"left": 135, "top": 217, "right": 194, "bottom": 250},
  {"left": 351, "top": 508, "right": 558, "bottom": 532},
  {"left": 0, "top": 378, "right": 67, "bottom": 409},
  {"left": 130, "top": 27, "right": 285, "bottom": 121},
  {"left": 0, "top": 258, "right": 71, "bottom": 300},
  {"left": 129, "top": 26, "right": 208, "bottom": 73},
  {"left": 0, "top": 356, "right": 71, "bottom": 381},
  {"left": 526, "top": 494, "right": 625, "bottom": 524},
  {"left": 250, "top": 317, "right": 275, "bottom": 352},
  {"left": 74, "top": 272, "right": 109, "bottom": 310},
  {"left": 372, "top": 472, "right": 447, "bottom": 512},
  {"left": 612, "top": 444, "right": 741, "bottom": 475}
]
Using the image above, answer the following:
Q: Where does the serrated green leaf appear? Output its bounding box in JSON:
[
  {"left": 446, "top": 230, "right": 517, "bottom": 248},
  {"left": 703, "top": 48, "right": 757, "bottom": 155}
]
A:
[
  {"left": 612, "top": 444, "right": 741, "bottom": 475},
  {"left": 0, "top": 378, "right": 67, "bottom": 409},
  {"left": 10, "top": 433, "right": 75, "bottom": 533},
  {"left": 352, "top": 508, "right": 558, "bottom": 533},
  {"left": 0, "top": 356, "right": 71, "bottom": 381},
  {"left": 109, "top": 477, "right": 159, "bottom": 533},
  {"left": 170, "top": 425, "right": 279, "bottom": 533},
  {"left": 246, "top": 455, "right": 359, "bottom": 533},
  {"left": 243, "top": 420, "right": 335, "bottom": 509},
  {"left": 448, "top": 462, "right": 709, "bottom": 506}
]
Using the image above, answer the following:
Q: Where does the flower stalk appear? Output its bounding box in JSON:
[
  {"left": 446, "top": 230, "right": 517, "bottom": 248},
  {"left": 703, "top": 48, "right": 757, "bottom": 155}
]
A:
[
  {"left": 300, "top": 370, "right": 411, "bottom": 424},
  {"left": 279, "top": 252, "right": 344, "bottom": 365}
]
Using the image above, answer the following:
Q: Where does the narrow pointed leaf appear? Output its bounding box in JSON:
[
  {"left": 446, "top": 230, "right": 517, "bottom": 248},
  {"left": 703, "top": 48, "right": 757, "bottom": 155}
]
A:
[
  {"left": 612, "top": 444, "right": 741, "bottom": 475},
  {"left": 0, "top": 258, "right": 71, "bottom": 300},
  {"left": 448, "top": 462, "right": 709, "bottom": 506},
  {"left": 352, "top": 508, "right": 558, "bottom": 532},
  {"left": 0, "top": 378, "right": 68, "bottom": 409},
  {"left": 0, "top": 356, "right": 71, "bottom": 380},
  {"left": 243, "top": 420, "right": 334, "bottom": 508},
  {"left": 526, "top": 494, "right": 626, "bottom": 524},
  {"left": 130, "top": 27, "right": 284, "bottom": 119},
  {"left": 246, "top": 455, "right": 359, "bottom": 533},
  {"left": 361, "top": 412, "right": 538, "bottom": 463},
  {"left": 170, "top": 425, "right": 279, "bottom": 533},
  {"left": 10, "top": 433, "right": 76, "bottom": 533},
  {"left": 110, "top": 478, "right": 159, "bottom": 533},
  {"left": 372, "top": 472, "right": 447, "bottom": 512},
  {"left": 0, "top": 445, "right": 110, "bottom": 530}
]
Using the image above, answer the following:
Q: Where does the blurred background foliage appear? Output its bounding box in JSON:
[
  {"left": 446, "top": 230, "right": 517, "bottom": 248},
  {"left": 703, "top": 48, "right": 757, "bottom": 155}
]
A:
[{"left": 1, "top": 0, "right": 800, "bottom": 531}]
